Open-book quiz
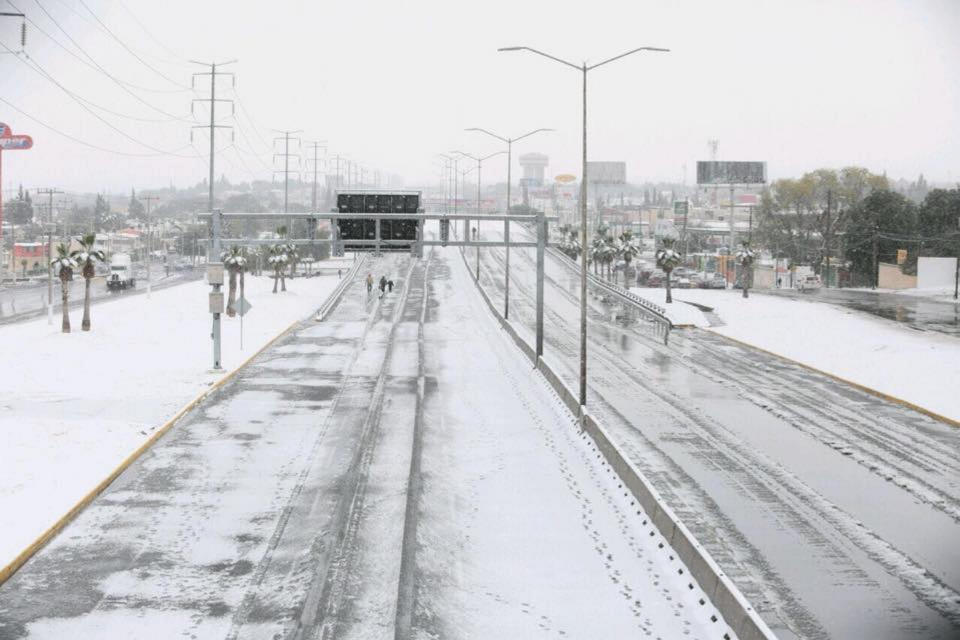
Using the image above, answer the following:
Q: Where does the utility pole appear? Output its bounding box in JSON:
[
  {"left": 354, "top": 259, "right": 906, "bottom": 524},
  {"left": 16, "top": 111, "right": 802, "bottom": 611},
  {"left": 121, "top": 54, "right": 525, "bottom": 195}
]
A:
[
  {"left": 872, "top": 223, "right": 879, "bottom": 290},
  {"left": 190, "top": 59, "right": 236, "bottom": 224},
  {"left": 143, "top": 196, "right": 159, "bottom": 297},
  {"left": 306, "top": 141, "right": 327, "bottom": 212},
  {"left": 36, "top": 188, "right": 62, "bottom": 326},
  {"left": 273, "top": 130, "right": 302, "bottom": 232},
  {"left": 191, "top": 60, "right": 234, "bottom": 374},
  {"left": 824, "top": 189, "right": 832, "bottom": 288}
]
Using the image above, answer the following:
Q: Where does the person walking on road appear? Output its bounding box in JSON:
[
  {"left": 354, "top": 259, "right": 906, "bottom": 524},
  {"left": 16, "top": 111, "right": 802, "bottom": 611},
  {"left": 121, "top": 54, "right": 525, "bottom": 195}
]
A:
[
  {"left": 379, "top": 275, "right": 387, "bottom": 298},
  {"left": 366, "top": 273, "right": 374, "bottom": 296},
  {"left": 387, "top": 279, "right": 394, "bottom": 293}
]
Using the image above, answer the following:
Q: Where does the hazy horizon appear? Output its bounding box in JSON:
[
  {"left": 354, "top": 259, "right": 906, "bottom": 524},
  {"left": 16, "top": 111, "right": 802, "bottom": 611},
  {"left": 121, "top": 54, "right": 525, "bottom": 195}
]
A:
[{"left": 1, "top": 0, "right": 958, "bottom": 196}]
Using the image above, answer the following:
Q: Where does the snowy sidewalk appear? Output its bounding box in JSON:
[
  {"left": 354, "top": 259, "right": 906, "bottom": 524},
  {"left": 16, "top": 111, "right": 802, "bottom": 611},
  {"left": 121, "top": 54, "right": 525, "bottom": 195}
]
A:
[
  {"left": 0, "top": 267, "right": 344, "bottom": 570},
  {"left": 640, "top": 287, "right": 960, "bottom": 424}
]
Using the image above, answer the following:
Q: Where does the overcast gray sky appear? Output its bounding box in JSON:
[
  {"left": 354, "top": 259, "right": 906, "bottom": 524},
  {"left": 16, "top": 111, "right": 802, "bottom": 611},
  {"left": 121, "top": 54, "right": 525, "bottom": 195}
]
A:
[{"left": 1, "top": 0, "right": 958, "bottom": 195}]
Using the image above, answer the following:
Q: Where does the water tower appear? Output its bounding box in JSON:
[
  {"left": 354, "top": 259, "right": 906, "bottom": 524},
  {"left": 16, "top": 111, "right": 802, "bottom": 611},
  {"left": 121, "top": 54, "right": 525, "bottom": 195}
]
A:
[{"left": 518, "top": 152, "right": 549, "bottom": 188}]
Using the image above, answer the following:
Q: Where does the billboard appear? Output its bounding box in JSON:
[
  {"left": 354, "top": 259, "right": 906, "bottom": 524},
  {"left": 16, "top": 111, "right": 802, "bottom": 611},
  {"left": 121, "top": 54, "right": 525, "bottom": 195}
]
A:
[
  {"left": 586, "top": 161, "right": 626, "bottom": 185},
  {"left": 696, "top": 161, "right": 766, "bottom": 185}
]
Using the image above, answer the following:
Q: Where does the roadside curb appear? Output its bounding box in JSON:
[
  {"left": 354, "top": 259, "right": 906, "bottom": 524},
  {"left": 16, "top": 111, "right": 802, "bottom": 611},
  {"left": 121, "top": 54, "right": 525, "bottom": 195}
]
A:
[
  {"left": 0, "top": 266, "right": 362, "bottom": 587},
  {"left": 706, "top": 329, "right": 960, "bottom": 429}
]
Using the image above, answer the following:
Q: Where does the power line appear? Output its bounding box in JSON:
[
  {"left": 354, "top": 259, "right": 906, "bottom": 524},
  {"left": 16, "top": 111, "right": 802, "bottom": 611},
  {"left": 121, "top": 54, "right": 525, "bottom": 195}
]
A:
[
  {"left": 2, "top": 39, "right": 188, "bottom": 125},
  {"left": 0, "top": 40, "right": 201, "bottom": 158},
  {"left": 114, "top": 0, "right": 187, "bottom": 65},
  {"left": 27, "top": 0, "right": 194, "bottom": 123},
  {"left": 76, "top": 0, "right": 189, "bottom": 90},
  {"left": 0, "top": 94, "right": 201, "bottom": 158}
]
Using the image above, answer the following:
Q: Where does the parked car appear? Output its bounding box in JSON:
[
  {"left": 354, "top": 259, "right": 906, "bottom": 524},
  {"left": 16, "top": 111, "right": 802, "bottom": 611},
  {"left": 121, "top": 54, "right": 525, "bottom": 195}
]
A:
[
  {"left": 646, "top": 269, "right": 666, "bottom": 287},
  {"left": 702, "top": 273, "right": 727, "bottom": 289},
  {"left": 676, "top": 277, "right": 692, "bottom": 289},
  {"left": 796, "top": 274, "right": 822, "bottom": 291}
]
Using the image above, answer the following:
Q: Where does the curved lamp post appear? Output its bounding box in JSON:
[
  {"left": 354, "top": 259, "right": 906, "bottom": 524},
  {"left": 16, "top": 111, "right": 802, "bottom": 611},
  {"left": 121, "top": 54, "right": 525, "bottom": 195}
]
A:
[
  {"left": 465, "top": 127, "right": 553, "bottom": 320},
  {"left": 498, "top": 45, "right": 668, "bottom": 408}
]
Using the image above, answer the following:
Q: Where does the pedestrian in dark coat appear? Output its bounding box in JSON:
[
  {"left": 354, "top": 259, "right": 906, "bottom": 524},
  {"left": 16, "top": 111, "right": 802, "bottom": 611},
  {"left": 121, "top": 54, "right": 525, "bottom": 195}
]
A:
[
  {"left": 379, "top": 275, "right": 387, "bottom": 294},
  {"left": 387, "top": 279, "right": 394, "bottom": 292}
]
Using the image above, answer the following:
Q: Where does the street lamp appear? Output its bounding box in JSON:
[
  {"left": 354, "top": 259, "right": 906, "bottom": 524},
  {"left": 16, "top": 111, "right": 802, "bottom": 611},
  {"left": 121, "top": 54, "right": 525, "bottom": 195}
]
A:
[
  {"left": 465, "top": 127, "right": 553, "bottom": 319},
  {"left": 453, "top": 150, "right": 507, "bottom": 280},
  {"left": 498, "top": 45, "right": 669, "bottom": 408},
  {"left": 436, "top": 154, "right": 454, "bottom": 214}
]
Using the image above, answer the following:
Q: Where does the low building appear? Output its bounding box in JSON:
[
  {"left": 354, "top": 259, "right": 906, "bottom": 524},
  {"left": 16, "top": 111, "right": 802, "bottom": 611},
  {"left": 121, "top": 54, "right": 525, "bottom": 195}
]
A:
[{"left": 8, "top": 242, "right": 48, "bottom": 275}]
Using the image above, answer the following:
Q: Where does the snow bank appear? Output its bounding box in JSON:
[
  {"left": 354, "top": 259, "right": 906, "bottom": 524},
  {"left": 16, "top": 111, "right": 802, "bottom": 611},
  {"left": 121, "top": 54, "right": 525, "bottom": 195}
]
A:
[
  {"left": 643, "top": 287, "right": 960, "bottom": 423},
  {"left": 0, "top": 267, "right": 344, "bottom": 569}
]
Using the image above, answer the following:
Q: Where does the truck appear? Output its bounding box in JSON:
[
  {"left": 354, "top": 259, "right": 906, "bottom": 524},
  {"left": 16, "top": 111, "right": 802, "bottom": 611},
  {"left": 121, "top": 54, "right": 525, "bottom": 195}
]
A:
[{"left": 106, "top": 253, "right": 136, "bottom": 291}]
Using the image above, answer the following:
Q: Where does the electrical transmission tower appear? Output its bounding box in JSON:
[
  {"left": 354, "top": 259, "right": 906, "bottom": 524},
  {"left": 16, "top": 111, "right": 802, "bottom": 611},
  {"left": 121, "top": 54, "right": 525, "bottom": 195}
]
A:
[
  {"left": 305, "top": 140, "right": 327, "bottom": 212},
  {"left": 273, "top": 130, "right": 302, "bottom": 215},
  {"left": 190, "top": 60, "right": 236, "bottom": 216}
]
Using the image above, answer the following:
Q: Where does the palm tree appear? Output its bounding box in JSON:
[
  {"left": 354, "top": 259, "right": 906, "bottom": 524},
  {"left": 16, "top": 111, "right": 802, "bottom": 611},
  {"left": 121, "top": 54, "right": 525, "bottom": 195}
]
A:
[
  {"left": 618, "top": 230, "right": 640, "bottom": 288},
  {"left": 655, "top": 236, "right": 682, "bottom": 304},
  {"left": 51, "top": 243, "right": 77, "bottom": 333},
  {"left": 71, "top": 233, "right": 106, "bottom": 331},
  {"left": 285, "top": 242, "right": 300, "bottom": 279},
  {"left": 222, "top": 246, "right": 247, "bottom": 316},
  {"left": 736, "top": 243, "right": 756, "bottom": 298},
  {"left": 268, "top": 244, "right": 288, "bottom": 293}
]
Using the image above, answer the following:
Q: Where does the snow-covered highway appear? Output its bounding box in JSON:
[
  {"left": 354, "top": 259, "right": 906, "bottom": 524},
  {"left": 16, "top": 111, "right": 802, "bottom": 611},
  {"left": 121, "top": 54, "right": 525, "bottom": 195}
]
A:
[
  {"left": 476, "top": 225, "right": 960, "bottom": 640},
  {"left": 0, "top": 249, "right": 731, "bottom": 639}
]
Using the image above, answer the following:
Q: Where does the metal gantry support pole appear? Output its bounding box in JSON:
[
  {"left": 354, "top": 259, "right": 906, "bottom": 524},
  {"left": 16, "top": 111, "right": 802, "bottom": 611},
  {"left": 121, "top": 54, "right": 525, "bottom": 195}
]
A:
[
  {"left": 536, "top": 207, "right": 546, "bottom": 359},
  {"left": 579, "top": 65, "right": 588, "bottom": 407},
  {"left": 211, "top": 209, "right": 222, "bottom": 370},
  {"left": 505, "top": 141, "right": 511, "bottom": 318}
]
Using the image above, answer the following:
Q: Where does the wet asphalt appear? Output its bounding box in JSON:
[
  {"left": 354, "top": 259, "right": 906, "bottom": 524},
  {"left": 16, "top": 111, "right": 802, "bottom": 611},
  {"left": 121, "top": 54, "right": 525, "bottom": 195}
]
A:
[
  {"left": 760, "top": 286, "right": 960, "bottom": 337},
  {"left": 475, "top": 226, "right": 960, "bottom": 640}
]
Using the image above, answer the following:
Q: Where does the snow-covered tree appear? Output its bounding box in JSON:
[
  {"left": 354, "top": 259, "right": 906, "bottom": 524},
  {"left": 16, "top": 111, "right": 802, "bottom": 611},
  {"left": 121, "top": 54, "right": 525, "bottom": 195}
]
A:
[
  {"left": 71, "top": 234, "right": 105, "bottom": 331},
  {"left": 51, "top": 244, "right": 78, "bottom": 333},
  {"left": 736, "top": 243, "right": 756, "bottom": 298},
  {"left": 617, "top": 230, "right": 640, "bottom": 288},
  {"left": 655, "top": 237, "right": 682, "bottom": 304},
  {"left": 268, "top": 244, "right": 288, "bottom": 293},
  {"left": 222, "top": 246, "right": 248, "bottom": 316}
]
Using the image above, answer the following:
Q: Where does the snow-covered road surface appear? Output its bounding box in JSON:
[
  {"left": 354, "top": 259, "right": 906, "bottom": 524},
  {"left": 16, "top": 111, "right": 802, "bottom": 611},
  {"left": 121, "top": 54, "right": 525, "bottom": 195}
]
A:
[
  {"left": 0, "top": 267, "right": 345, "bottom": 572},
  {"left": 474, "top": 225, "right": 960, "bottom": 640},
  {"left": 0, "top": 249, "right": 730, "bottom": 639}
]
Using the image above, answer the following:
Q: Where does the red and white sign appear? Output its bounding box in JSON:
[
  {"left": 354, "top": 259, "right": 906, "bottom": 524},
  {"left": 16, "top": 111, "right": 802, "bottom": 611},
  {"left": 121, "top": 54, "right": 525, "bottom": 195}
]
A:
[
  {"left": 0, "top": 134, "right": 32, "bottom": 150},
  {"left": 0, "top": 124, "right": 35, "bottom": 247}
]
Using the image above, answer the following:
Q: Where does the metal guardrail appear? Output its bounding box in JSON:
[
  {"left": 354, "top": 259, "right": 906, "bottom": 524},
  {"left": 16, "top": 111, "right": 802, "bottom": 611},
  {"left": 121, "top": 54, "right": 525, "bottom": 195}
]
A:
[
  {"left": 315, "top": 255, "right": 367, "bottom": 321},
  {"left": 546, "top": 247, "right": 672, "bottom": 344}
]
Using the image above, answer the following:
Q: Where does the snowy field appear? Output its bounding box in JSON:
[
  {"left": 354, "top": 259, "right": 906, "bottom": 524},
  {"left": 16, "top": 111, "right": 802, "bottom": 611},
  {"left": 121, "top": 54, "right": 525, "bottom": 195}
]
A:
[
  {"left": 643, "top": 287, "right": 960, "bottom": 423},
  {"left": 0, "top": 263, "right": 349, "bottom": 570}
]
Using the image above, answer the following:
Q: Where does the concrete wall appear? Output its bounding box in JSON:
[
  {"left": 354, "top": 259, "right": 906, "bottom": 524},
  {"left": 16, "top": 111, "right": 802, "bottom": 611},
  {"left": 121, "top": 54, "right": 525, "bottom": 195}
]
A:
[
  {"left": 918, "top": 257, "right": 957, "bottom": 289},
  {"left": 753, "top": 265, "right": 775, "bottom": 289},
  {"left": 878, "top": 262, "right": 917, "bottom": 290}
]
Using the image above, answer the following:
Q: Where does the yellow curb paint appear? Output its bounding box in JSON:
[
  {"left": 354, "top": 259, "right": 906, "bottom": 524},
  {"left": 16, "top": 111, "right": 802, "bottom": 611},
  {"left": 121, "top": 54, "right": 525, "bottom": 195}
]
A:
[
  {"left": 706, "top": 328, "right": 960, "bottom": 429},
  {"left": 0, "top": 278, "right": 354, "bottom": 587}
]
